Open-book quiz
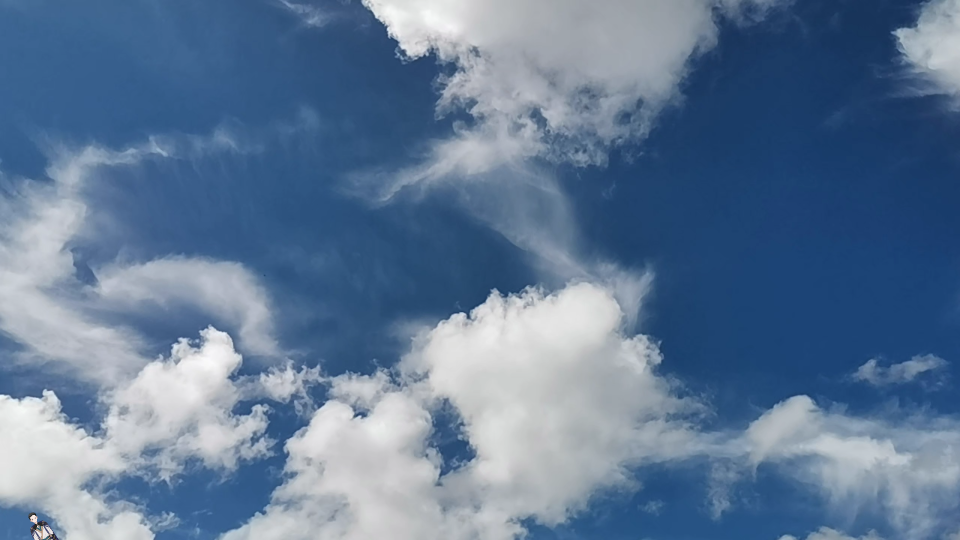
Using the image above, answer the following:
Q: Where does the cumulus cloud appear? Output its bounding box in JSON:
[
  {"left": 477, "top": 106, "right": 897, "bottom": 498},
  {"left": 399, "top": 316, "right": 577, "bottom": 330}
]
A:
[
  {"left": 0, "top": 328, "right": 274, "bottom": 540},
  {"left": 10, "top": 273, "right": 957, "bottom": 540},
  {"left": 895, "top": 0, "right": 960, "bottom": 102},
  {"left": 221, "top": 282, "right": 709, "bottom": 540},
  {"left": 0, "top": 124, "right": 292, "bottom": 385},
  {"left": 0, "top": 391, "right": 127, "bottom": 510},
  {"left": 359, "top": 0, "right": 788, "bottom": 198},
  {"left": 102, "top": 328, "right": 274, "bottom": 480},
  {"left": 399, "top": 283, "right": 704, "bottom": 522},
  {"left": 852, "top": 355, "right": 948, "bottom": 388},
  {"left": 744, "top": 395, "right": 960, "bottom": 539}
]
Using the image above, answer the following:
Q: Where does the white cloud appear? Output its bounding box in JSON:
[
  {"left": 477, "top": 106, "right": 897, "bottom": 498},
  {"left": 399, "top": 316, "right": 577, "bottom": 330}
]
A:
[
  {"left": 241, "top": 361, "right": 324, "bottom": 417},
  {"left": 399, "top": 282, "right": 704, "bottom": 523},
  {"left": 0, "top": 390, "right": 126, "bottom": 506},
  {"left": 0, "top": 392, "right": 153, "bottom": 540},
  {"left": 852, "top": 355, "right": 948, "bottom": 388},
  {"left": 0, "top": 125, "right": 287, "bottom": 385},
  {"left": 253, "top": 362, "right": 323, "bottom": 403},
  {"left": 745, "top": 395, "right": 960, "bottom": 539},
  {"left": 359, "top": 0, "right": 788, "bottom": 196},
  {"left": 96, "top": 257, "right": 281, "bottom": 358},
  {"left": 0, "top": 327, "right": 278, "bottom": 540},
  {"left": 222, "top": 282, "right": 708, "bottom": 540},
  {"left": 101, "top": 327, "right": 273, "bottom": 480},
  {"left": 349, "top": 0, "right": 789, "bottom": 322},
  {"left": 779, "top": 527, "right": 885, "bottom": 540},
  {"left": 0, "top": 146, "right": 158, "bottom": 384},
  {"left": 895, "top": 0, "right": 960, "bottom": 102}
]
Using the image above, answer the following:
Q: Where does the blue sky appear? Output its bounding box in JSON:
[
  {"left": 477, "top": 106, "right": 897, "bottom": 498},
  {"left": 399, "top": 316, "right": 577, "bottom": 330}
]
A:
[{"left": 1, "top": 1, "right": 960, "bottom": 540}]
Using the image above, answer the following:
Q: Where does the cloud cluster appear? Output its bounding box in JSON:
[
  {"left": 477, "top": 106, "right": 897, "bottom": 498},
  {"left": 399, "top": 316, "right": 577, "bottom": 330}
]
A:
[
  {"left": 218, "top": 283, "right": 960, "bottom": 540},
  {"left": 0, "top": 328, "right": 307, "bottom": 540},
  {"left": 6, "top": 5, "right": 960, "bottom": 540},
  {"left": 895, "top": 0, "right": 960, "bottom": 102},
  {"left": 329, "top": 5, "right": 960, "bottom": 538},
  {"left": 222, "top": 283, "right": 708, "bottom": 540},
  {"left": 0, "top": 121, "right": 323, "bottom": 540},
  {"left": 10, "top": 272, "right": 960, "bottom": 540}
]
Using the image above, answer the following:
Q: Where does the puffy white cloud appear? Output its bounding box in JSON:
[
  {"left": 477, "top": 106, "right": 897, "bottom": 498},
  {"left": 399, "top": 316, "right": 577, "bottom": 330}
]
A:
[
  {"left": 0, "top": 391, "right": 125, "bottom": 506},
  {"left": 220, "top": 381, "right": 448, "bottom": 540},
  {"left": 895, "top": 0, "right": 960, "bottom": 102},
  {"left": 399, "top": 282, "right": 703, "bottom": 523},
  {"left": 359, "top": 0, "right": 789, "bottom": 196},
  {"left": 222, "top": 282, "right": 708, "bottom": 540},
  {"left": 0, "top": 391, "right": 155, "bottom": 540},
  {"left": 745, "top": 395, "right": 960, "bottom": 539},
  {"left": 0, "top": 126, "right": 284, "bottom": 385},
  {"left": 102, "top": 327, "right": 273, "bottom": 480},
  {"left": 0, "top": 327, "right": 279, "bottom": 540},
  {"left": 852, "top": 355, "right": 948, "bottom": 388}
]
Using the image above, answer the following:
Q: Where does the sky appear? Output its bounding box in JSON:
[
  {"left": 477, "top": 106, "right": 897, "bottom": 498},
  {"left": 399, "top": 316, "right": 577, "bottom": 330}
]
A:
[{"left": 1, "top": 1, "right": 960, "bottom": 540}]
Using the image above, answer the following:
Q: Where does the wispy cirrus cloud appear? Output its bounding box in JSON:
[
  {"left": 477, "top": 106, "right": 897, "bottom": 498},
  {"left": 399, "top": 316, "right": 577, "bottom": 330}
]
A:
[
  {"left": 851, "top": 355, "right": 948, "bottom": 388},
  {"left": 275, "top": 0, "right": 331, "bottom": 28},
  {"left": 741, "top": 395, "right": 960, "bottom": 540},
  {"left": 0, "top": 113, "right": 317, "bottom": 385}
]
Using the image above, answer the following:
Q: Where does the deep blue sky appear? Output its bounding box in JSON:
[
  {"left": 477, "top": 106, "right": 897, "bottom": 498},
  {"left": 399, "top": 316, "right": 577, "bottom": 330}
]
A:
[{"left": 1, "top": 1, "right": 959, "bottom": 540}]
